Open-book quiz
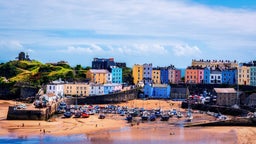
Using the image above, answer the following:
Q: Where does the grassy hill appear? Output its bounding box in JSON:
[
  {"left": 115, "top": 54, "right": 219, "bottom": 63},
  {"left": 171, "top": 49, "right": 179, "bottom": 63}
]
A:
[{"left": 0, "top": 60, "right": 87, "bottom": 86}]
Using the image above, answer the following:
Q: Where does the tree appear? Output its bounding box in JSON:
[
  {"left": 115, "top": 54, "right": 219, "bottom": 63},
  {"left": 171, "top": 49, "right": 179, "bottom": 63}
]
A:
[{"left": 122, "top": 67, "right": 133, "bottom": 85}]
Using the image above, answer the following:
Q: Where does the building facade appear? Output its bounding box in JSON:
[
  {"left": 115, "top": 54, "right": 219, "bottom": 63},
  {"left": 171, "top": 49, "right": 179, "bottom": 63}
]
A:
[
  {"left": 143, "top": 63, "right": 152, "bottom": 84},
  {"left": 238, "top": 66, "right": 250, "bottom": 85},
  {"left": 192, "top": 59, "right": 238, "bottom": 69},
  {"left": 210, "top": 68, "right": 222, "bottom": 84},
  {"left": 185, "top": 67, "right": 204, "bottom": 84},
  {"left": 204, "top": 67, "right": 210, "bottom": 84},
  {"left": 92, "top": 58, "right": 115, "bottom": 70},
  {"left": 103, "top": 83, "right": 122, "bottom": 94},
  {"left": 160, "top": 67, "right": 169, "bottom": 84},
  {"left": 132, "top": 64, "right": 143, "bottom": 84},
  {"left": 222, "top": 68, "right": 237, "bottom": 85},
  {"left": 64, "top": 83, "right": 90, "bottom": 96},
  {"left": 111, "top": 66, "right": 122, "bottom": 84},
  {"left": 214, "top": 88, "right": 237, "bottom": 106},
  {"left": 152, "top": 69, "right": 161, "bottom": 84},
  {"left": 144, "top": 84, "right": 171, "bottom": 99},
  {"left": 86, "top": 69, "right": 112, "bottom": 84},
  {"left": 250, "top": 66, "right": 256, "bottom": 86},
  {"left": 46, "top": 79, "right": 64, "bottom": 97},
  {"left": 89, "top": 84, "right": 104, "bottom": 96}
]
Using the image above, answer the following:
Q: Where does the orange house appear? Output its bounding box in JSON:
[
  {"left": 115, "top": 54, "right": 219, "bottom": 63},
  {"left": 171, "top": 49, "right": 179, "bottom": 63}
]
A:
[{"left": 185, "top": 67, "right": 204, "bottom": 84}]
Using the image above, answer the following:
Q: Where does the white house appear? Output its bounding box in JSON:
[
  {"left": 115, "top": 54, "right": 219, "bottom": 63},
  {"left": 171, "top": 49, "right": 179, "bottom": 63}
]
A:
[
  {"left": 46, "top": 78, "right": 65, "bottom": 97},
  {"left": 103, "top": 83, "right": 122, "bottom": 94},
  {"left": 210, "top": 69, "right": 222, "bottom": 84},
  {"left": 89, "top": 84, "right": 104, "bottom": 96}
]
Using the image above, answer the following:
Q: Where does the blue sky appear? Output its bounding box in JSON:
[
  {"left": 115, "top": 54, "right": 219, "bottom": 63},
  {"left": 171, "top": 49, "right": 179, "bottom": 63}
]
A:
[{"left": 0, "top": 0, "right": 256, "bottom": 68}]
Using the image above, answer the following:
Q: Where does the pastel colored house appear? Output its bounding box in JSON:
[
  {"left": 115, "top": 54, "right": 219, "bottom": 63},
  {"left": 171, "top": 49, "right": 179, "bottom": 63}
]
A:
[
  {"left": 103, "top": 83, "right": 122, "bottom": 94},
  {"left": 89, "top": 84, "right": 104, "bottom": 96},
  {"left": 238, "top": 65, "right": 250, "bottom": 85},
  {"left": 185, "top": 66, "right": 204, "bottom": 84},
  {"left": 168, "top": 69, "right": 176, "bottom": 84},
  {"left": 86, "top": 69, "right": 112, "bottom": 84},
  {"left": 143, "top": 63, "right": 153, "bottom": 84},
  {"left": 46, "top": 78, "right": 65, "bottom": 97},
  {"left": 222, "top": 68, "right": 237, "bottom": 85},
  {"left": 250, "top": 66, "right": 256, "bottom": 86},
  {"left": 160, "top": 67, "right": 169, "bottom": 84},
  {"left": 64, "top": 83, "right": 90, "bottom": 97},
  {"left": 204, "top": 67, "right": 210, "bottom": 84},
  {"left": 174, "top": 69, "right": 181, "bottom": 84},
  {"left": 152, "top": 68, "right": 161, "bottom": 84},
  {"left": 132, "top": 64, "right": 144, "bottom": 84},
  {"left": 111, "top": 66, "right": 123, "bottom": 84},
  {"left": 144, "top": 84, "right": 171, "bottom": 99},
  {"left": 210, "top": 68, "right": 222, "bottom": 84}
]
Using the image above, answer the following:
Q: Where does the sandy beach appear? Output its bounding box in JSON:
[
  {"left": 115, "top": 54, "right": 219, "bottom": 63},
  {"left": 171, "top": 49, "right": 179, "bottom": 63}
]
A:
[{"left": 1, "top": 99, "right": 256, "bottom": 143}]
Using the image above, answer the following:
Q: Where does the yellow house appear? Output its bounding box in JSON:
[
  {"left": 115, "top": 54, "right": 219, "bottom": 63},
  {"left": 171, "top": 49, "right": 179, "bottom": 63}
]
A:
[
  {"left": 238, "top": 66, "right": 250, "bottom": 85},
  {"left": 86, "top": 69, "right": 111, "bottom": 84},
  {"left": 152, "top": 69, "right": 161, "bottom": 84},
  {"left": 132, "top": 64, "right": 143, "bottom": 84},
  {"left": 64, "top": 83, "right": 90, "bottom": 96}
]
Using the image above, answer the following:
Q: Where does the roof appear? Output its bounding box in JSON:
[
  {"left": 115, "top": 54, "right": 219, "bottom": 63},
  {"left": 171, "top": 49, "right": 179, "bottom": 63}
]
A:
[
  {"left": 103, "top": 83, "right": 122, "bottom": 87},
  {"left": 153, "top": 84, "right": 169, "bottom": 88},
  {"left": 214, "top": 88, "right": 236, "bottom": 93},
  {"left": 89, "top": 69, "right": 109, "bottom": 74}
]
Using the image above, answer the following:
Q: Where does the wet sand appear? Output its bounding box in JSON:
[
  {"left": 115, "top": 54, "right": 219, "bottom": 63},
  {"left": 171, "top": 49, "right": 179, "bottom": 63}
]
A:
[{"left": 1, "top": 100, "right": 256, "bottom": 143}]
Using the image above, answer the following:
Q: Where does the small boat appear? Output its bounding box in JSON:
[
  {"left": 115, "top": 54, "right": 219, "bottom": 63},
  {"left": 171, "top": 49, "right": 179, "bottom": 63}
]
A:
[
  {"left": 81, "top": 112, "right": 90, "bottom": 118},
  {"left": 161, "top": 114, "right": 170, "bottom": 121},
  {"left": 64, "top": 111, "right": 72, "bottom": 118},
  {"left": 98, "top": 114, "right": 106, "bottom": 119},
  {"left": 149, "top": 114, "right": 156, "bottom": 121},
  {"left": 74, "top": 111, "right": 81, "bottom": 118},
  {"left": 141, "top": 111, "right": 150, "bottom": 121},
  {"left": 155, "top": 109, "right": 162, "bottom": 118},
  {"left": 120, "top": 111, "right": 125, "bottom": 116},
  {"left": 176, "top": 112, "right": 183, "bottom": 118},
  {"left": 126, "top": 114, "right": 133, "bottom": 122}
]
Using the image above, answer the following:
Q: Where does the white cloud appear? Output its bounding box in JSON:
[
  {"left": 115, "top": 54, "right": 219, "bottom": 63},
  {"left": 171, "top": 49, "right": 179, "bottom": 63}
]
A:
[
  {"left": 61, "top": 44, "right": 103, "bottom": 54},
  {"left": 0, "top": 40, "right": 23, "bottom": 51},
  {"left": 172, "top": 44, "right": 201, "bottom": 56}
]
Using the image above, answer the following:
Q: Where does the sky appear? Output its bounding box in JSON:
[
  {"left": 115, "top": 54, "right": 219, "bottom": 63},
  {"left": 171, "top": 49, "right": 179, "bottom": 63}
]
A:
[{"left": 0, "top": 0, "right": 256, "bottom": 68}]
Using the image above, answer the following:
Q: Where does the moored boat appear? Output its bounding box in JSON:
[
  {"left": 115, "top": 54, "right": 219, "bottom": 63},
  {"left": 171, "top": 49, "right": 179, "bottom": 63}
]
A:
[
  {"left": 81, "top": 111, "right": 90, "bottom": 118},
  {"left": 63, "top": 111, "right": 72, "bottom": 118},
  {"left": 98, "top": 114, "right": 106, "bottom": 119}
]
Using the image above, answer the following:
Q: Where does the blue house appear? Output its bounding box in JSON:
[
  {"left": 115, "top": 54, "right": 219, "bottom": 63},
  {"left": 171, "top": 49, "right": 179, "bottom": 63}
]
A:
[
  {"left": 111, "top": 66, "right": 122, "bottom": 84},
  {"left": 222, "top": 68, "right": 237, "bottom": 85},
  {"left": 160, "top": 68, "right": 169, "bottom": 84},
  {"left": 204, "top": 67, "right": 210, "bottom": 84},
  {"left": 144, "top": 84, "right": 171, "bottom": 99}
]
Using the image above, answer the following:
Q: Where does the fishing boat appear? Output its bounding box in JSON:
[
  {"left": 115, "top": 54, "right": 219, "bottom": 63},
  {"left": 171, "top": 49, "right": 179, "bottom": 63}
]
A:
[
  {"left": 149, "top": 114, "right": 156, "bottom": 121},
  {"left": 176, "top": 111, "right": 183, "bottom": 118},
  {"left": 63, "top": 111, "right": 72, "bottom": 118},
  {"left": 155, "top": 109, "right": 162, "bottom": 118},
  {"left": 81, "top": 111, "right": 90, "bottom": 118},
  {"left": 141, "top": 111, "right": 150, "bottom": 121},
  {"left": 74, "top": 111, "right": 82, "bottom": 118},
  {"left": 98, "top": 114, "right": 106, "bottom": 119},
  {"left": 126, "top": 114, "right": 133, "bottom": 122},
  {"left": 160, "top": 113, "right": 170, "bottom": 121}
]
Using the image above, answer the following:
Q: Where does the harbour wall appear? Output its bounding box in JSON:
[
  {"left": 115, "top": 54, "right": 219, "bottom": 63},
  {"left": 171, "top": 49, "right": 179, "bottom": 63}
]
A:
[
  {"left": 65, "top": 88, "right": 139, "bottom": 105},
  {"left": 181, "top": 102, "right": 248, "bottom": 116},
  {"left": 7, "top": 102, "right": 59, "bottom": 120}
]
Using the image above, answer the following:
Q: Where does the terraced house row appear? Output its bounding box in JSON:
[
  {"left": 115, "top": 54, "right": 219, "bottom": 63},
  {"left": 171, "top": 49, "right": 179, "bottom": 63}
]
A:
[
  {"left": 46, "top": 79, "right": 124, "bottom": 97},
  {"left": 186, "top": 59, "right": 256, "bottom": 86},
  {"left": 132, "top": 64, "right": 181, "bottom": 85}
]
